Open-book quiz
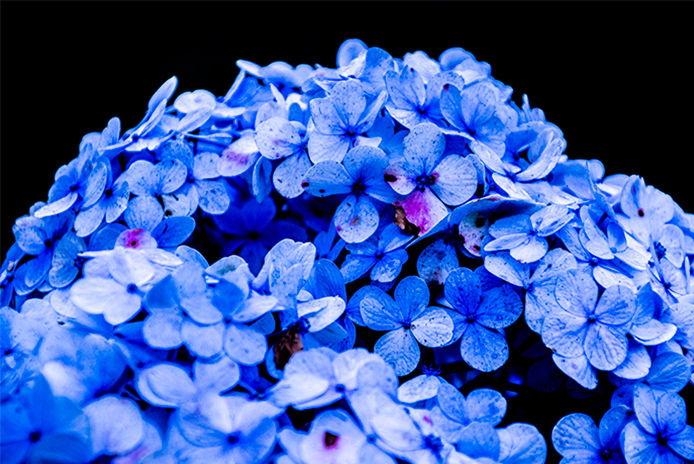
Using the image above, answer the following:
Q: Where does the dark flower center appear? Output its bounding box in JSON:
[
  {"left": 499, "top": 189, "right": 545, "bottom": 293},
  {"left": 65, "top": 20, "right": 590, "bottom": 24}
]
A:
[
  {"left": 654, "top": 241, "right": 666, "bottom": 261},
  {"left": 352, "top": 179, "right": 366, "bottom": 195},
  {"left": 29, "top": 430, "right": 42, "bottom": 443},
  {"left": 599, "top": 448, "right": 613, "bottom": 460},
  {"left": 415, "top": 173, "right": 438, "bottom": 190},
  {"left": 323, "top": 431, "right": 339, "bottom": 448},
  {"left": 126, "top": 283, "right": 139, "bottom": 294},
  {"left": 656, "top": 433, "right": 669, "bottom": 447},
  {"left": 424, "top": 434, "right": 443, "bottom": 454},
  {"left": 587, "top": 314, "right": 597, "bottom": 324},
  {"left": 226, "top": 432, "right": 241, "bottom": 445}
]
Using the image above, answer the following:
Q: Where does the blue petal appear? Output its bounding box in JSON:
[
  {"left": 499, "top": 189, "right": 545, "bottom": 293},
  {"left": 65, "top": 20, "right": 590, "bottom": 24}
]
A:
[
  {"left": 49, "top": 234, "right": 86, "bottom": 288},
  {"left": 416, "top": 238, "right": 458, "bottom": 285},
  {"left": 431, "top": 155, "right": 477, "bottom": 206},
  {"left": 341, "top": 253, "right": 377, "bottom": 283},
  {"left": 307, "top": 132, "right": 352, "bottom": 164},
  {"left": 397, "top": 374, "right": 441, "bottom": 403},
  {"left": 197, "top": 179, "right": 231, "bottom": 214},
  {"left": 13, "top": 216, "right": 49, "bottom": 255},
  {"left": 153, "top": 158, "right": 187, "bottom": 194},
  {"left": 142, "top": 312, "right": 183, "bottom": 349},
  {"left": 476, "top": 284, "right": 522, "bottom": 329},
  {"left": 554, "top": 270, "right": 597, "bottom": 317},
  {"left": 393, "top": 276, "right": 430, "bottom": 320},
  {"left": 255, "top": 117, "right": 304, "bottom": 160},
  {"left": 151, "top": 216, "right": 195, "bottom": 248},
  {"left": 541, "top": 312, "right": 586, "bottom": 358},
  {"left": 218, "top": 134, "right": 259, "bottom": 177},
  {"left": 193, "top": 356, "right": 240, "bottom": 394},
  {"left": 669, "top": 426, "right": 694, "bottom": 460},
  {"left": 623, "top": 422, "right": 661, "bottom": 464},
  {"left": 551, "top": 413, "right": 599, "bottom": 460},
  {"left": 124, "top": 195, "right": 163, "bottom": 231},
  {"left": 483, "top": 252, "right": 531, "bottom": 288},
  {"left": 192, "top": 152, "right": 221, "bottom": 180},
  {"left": 403, "top": 122, "right": 445, "bottom": 174},
  {"left": 181, "top": 320, "right": 224, "bottom": 358},
  {"left": 436, "top": 382, "right": 467, "bottom": 424},
  {"left": 223, "top": 324, "right": 267, "bottom": 365},
  {"left": 75, "top": 202, "right": 105, "bottom": 237},
  {"left": 498, "top": 423, "right": 546, "bottom": 464},
  {"left": 334, "top": 195, "right": 379, "bottom": 243},
  {"left": 136, "top": 363, "right": 196, "bottom": 407},
  {"left": 302, "top": 161, "right": 353, "bottom": 197},
  {"left": 34, "top": 192, "right": 79, "bottom": 218},
  {"left": 374, "top": 328, "right": 420, "bottom": 376},
  {"left": 84, "top": 395, "right": 144, "bottom": 455},
  {"left": 411, "top": 308, "right": 453, "bottom": 347},
  {"left": 359, "top": 287, "right": 400, "bottom": 331},
  {"left": 444, "top": 267, "right": 481, "bottom": 315},
  {"left": 595, "top": 285, "right": 636, "bottom": 326},
  {"left": 584, "top": 323, "right": 628, "bottom": 371},
  {"left": 273, "top": 152, "right": 313, "bottom": 199},
  {"left": 529, "top": 204, "right": 573, "bottom": 237},
  {"left": 645, "top": 352, "right": 690, "bottom": 393},
  {"left": 460, "top": 323, "right": 508, "bottom": 372},
  {"left": 370, "top": 249, "right": 408, "bottom": 283},
  {"left": 612, "top": 341, "right": 651, "bottom": 380},
  {"left": 465, "top": 388, "right": 507, "bottom": 426},
  {"left": 252, "top": 157, "right": 273, "bottom": 202},
  {"left": 552, "top": 353, "right": 597, "bottom": 390}
]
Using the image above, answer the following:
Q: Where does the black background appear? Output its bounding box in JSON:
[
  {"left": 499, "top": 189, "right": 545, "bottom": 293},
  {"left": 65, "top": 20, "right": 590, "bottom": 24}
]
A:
[{"left": 1, "top": 2, "right": 693, "bottom": 459}]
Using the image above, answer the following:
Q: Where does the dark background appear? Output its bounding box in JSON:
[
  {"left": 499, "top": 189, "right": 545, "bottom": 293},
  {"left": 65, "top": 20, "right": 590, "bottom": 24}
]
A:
[{"left": 1, "top": 2, "right": 693, "bottom": 459}]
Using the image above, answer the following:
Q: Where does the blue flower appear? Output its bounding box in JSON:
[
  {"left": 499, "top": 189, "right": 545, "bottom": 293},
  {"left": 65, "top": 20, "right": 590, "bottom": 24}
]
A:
[
  {"left": 175, "top": 393, "right": 280, "bottom": 464},
  {"left": 484, "top": 204, "right": 574, "bottom": 263},
  {"left": 383, "top": 65, "right": 464, "bottom": 129},
  {"left": 340, "top": 223, "right": 410, "bottom": 284},
  {"left": 623, "top": 385, "right": 694, "bottom": 464},
  {"left": 443, "top": 266, "right": 523, "bottom": 372},
  {"left": 552, "top": 409, "right": 627, "bottom": 464},
  {"left": 70, "top": 247, "right": 160, "bottom": 325},
  {"left": 307, "top": 79, "right": 386, "bottom": 164},
  {"left": 83, "top": 395, "right": 146, "bottom": 458},
  {"left": 523, "top": 248, "right": 578, "bottom": 334},
  {"left": 359, "top": 276, "right": 454, "bottom": 376},
  {"left": 542, "top": 270, "right": 636, "bottom": 372},
  {"left": 619, "top": 175, "right": 676, "bottom": 244},
  {"left": 439, "top": 80, "right": 517, "bottom": 158},
  {"left": 303, "top": 145, "right": 397, "bottom": 243},
  {"left": 73, "top": 171, "right": 129, "bottom": 237},
  {"left": 12, "top": 212, "right": 72, "bottom": 291},
  {"left": 385, "top": 122, "right": 478, "bottom": 236},
  {"left": 0, "top": 375, "right": 92, "bottom": 464},
  {"left": 269, "top": 347, "right": 395, "bottom": 410}
]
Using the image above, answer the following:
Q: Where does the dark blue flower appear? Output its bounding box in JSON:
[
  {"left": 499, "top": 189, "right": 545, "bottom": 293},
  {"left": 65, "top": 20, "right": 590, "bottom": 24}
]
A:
[
  {"left": 443, "top": 266, "right": 522, "bottom": 372},
  {"left": 623, "top": 385, "right": 694, "bottom": 464},
  {"left": 303, "top": 145, "right": 397, "bottom": 243}
]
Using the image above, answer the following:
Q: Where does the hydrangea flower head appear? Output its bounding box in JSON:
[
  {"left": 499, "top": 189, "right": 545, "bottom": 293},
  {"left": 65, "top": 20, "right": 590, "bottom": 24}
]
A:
[{"left": 2, "top": 38, "right": 694, "bottom": 464}]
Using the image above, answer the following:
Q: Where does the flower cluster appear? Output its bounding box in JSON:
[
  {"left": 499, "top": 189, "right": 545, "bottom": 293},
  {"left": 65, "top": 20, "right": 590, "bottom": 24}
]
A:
[{"left": 2, "top": 39, "right": 693, "bottom": 463}]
